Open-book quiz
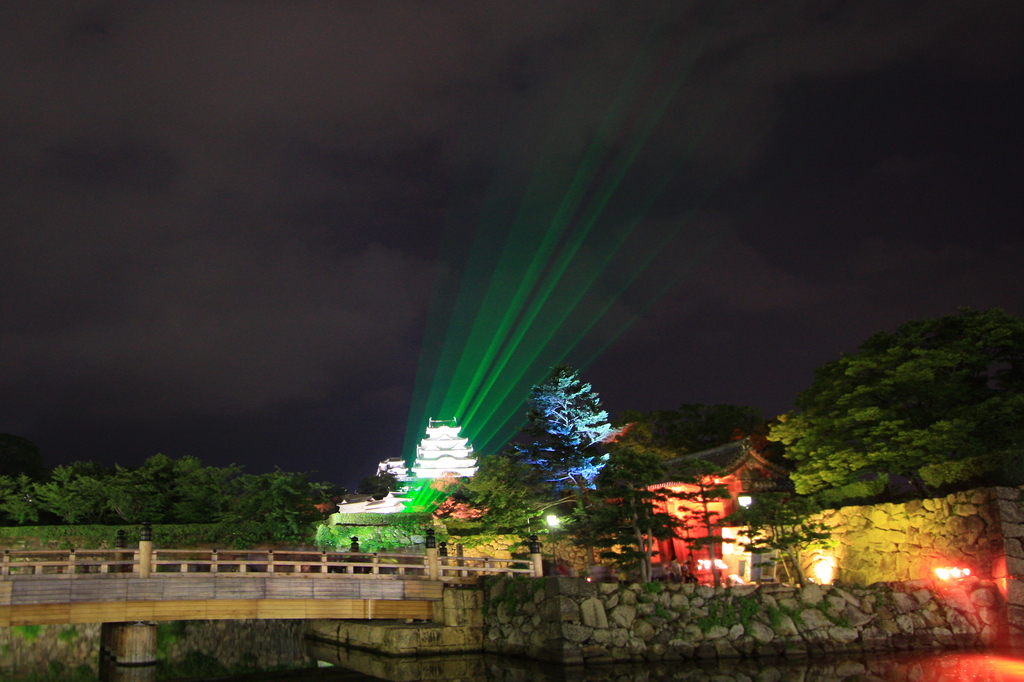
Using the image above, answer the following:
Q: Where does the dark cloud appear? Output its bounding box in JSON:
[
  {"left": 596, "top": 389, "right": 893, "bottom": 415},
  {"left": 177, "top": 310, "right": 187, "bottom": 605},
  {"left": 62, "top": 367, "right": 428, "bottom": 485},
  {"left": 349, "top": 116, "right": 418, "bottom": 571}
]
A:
[{"left": 1, "top": 1, "right": 1022, "bottom": 488}]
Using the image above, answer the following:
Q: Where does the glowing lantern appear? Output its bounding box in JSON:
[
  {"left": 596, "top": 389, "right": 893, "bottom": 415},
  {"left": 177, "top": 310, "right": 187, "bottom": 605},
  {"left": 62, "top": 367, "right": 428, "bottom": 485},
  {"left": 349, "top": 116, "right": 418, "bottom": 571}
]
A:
[
  {"left": 812, "top": 555, "right": 836, "bottom": 584},
  {"left": 698, "top": 559, "right": 728, "bottom": 570},
  {"left": 935, "top": 566, "right": 971, "bottom": 580}
]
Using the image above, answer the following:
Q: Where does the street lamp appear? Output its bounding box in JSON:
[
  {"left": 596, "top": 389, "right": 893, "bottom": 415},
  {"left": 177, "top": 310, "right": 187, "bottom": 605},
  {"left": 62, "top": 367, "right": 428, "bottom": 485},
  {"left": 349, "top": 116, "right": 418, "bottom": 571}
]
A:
[{"left": 546, "top": 515, "right": 559, "bottom": 570}]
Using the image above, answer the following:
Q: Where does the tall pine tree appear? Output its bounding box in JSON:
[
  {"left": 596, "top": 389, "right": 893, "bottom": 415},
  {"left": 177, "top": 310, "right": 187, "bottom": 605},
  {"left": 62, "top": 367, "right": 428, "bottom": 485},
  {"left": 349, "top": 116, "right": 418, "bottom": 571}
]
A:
[{"left": 508, "top": 365, "right": 618, "bottom": 506}]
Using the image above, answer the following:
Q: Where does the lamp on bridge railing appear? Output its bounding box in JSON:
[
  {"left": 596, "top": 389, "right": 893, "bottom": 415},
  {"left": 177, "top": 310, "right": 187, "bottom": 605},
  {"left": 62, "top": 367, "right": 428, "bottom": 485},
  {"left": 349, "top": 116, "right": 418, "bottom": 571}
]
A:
[
  {"left": 140, "top": 522, "right": 152, "bottom": 542},
  {"left": 528, "top": 535, "right": 541, "bottom": 554},
  {"left": 438, "top": 541, "right": 448, "bottom": 557},
  {"left": 349, "top": 537, "right": 360, "bottom": 553},
  {"left": 425, "top": 529, "right": 436, "bottom": 549},
  {"left": 114, "top": 530, "right": 126, "bottom": 549}
]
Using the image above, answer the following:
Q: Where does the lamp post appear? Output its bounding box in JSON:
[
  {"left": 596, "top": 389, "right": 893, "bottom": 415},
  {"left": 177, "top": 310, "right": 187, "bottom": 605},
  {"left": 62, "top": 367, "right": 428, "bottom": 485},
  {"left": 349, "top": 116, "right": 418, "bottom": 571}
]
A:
[{"left": 546, "top": 514, "right": 559, "bottom": 571}]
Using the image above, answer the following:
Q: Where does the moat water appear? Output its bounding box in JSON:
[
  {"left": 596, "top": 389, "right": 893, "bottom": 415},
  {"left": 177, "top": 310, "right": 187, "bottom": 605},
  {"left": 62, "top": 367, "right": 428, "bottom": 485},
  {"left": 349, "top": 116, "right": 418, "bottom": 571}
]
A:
[{"left": 4, "top": 622, "right": 1024, "bottom": 682}]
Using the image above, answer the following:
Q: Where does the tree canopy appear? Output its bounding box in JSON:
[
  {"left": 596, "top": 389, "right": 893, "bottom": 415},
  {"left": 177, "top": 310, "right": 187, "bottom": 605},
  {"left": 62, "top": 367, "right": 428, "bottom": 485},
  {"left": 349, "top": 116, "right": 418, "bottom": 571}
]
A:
[
  {"left": 614, "top": 404, "right": 766, "bottom": 460},
  {"left": 772, "top": 308, "right": 1024, "bottom": 500},
  {"left": 0, "top": 452, "right": 337, "bottom": 531},
  {"left": 506, "top": 365, "right": 618, "bottom": 503},
  {"left": 585, "top": 446, "right": 683, "bottom": 582}
]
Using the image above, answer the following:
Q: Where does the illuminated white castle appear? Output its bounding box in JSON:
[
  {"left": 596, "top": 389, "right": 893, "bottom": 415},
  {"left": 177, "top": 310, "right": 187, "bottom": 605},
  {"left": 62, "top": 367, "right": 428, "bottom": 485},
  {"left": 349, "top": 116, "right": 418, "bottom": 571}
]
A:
[{"left": 411, "top": 418, "right": 478, "bottom": 479}]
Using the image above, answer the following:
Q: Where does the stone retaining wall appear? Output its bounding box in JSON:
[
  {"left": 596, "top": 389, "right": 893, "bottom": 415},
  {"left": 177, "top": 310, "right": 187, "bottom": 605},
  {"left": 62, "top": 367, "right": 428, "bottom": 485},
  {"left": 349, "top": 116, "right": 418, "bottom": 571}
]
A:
[
  {"left": 804, "top": 487, "right": 1013, "bottom": 585},
  {"left": 483, "top": 576, "right": 1004, "bottom": 665}
]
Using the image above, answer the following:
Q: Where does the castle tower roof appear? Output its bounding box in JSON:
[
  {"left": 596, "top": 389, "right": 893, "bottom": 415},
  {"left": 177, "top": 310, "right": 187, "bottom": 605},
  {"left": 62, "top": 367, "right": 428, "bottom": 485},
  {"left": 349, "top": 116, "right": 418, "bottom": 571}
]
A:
[{"left": 411, "top": 418, "right": 478, "bottom": 479}]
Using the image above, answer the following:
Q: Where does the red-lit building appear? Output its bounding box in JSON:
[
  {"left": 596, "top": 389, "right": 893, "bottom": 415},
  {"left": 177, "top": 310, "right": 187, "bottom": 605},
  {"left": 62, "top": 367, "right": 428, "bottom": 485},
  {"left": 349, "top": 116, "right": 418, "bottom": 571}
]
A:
[{"left": 650, "top": 437, "right": 792, "bottom": 583}]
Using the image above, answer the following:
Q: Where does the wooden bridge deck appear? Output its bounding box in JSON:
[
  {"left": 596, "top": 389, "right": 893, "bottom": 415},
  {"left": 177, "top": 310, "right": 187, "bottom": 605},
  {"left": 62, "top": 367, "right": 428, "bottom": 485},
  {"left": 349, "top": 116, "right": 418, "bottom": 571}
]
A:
[
  {"left": 0, "top": 575, "right": 441, "bottom": 626},
  {"left": 0, "top": 548, "right": 534, "bottom": 626}
]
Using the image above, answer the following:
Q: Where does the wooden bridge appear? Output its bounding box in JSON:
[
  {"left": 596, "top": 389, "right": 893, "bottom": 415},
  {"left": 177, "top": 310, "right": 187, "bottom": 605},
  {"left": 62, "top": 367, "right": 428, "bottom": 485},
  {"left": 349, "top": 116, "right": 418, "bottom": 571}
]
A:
[{"left": 0, "top": 547, "right": 540, "bottom": 627}]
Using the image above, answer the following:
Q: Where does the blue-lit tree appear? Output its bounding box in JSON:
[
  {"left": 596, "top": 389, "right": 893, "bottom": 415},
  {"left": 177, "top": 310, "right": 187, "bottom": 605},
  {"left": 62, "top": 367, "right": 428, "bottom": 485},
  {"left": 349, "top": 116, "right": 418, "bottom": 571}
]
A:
[{"left": 508, "top": 365, "right": 618, "bottom": 507}]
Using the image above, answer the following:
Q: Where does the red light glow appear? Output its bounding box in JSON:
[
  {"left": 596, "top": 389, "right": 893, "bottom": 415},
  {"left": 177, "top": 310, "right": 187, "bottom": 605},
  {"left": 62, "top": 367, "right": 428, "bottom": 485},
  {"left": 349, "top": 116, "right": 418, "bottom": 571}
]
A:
[{"left": 935, "top": 566, "right": 971, "bottom": 580}]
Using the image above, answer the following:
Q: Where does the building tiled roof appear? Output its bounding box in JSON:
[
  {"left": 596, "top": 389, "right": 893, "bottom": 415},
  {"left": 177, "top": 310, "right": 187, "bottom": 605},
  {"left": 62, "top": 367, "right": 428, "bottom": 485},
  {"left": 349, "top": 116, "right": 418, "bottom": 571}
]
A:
[
  {"left": 663, "top": 440, "right": 749, "bottom": 471},
  {"left": 657, "top": 437, "right": 794, "bottom": 492}
]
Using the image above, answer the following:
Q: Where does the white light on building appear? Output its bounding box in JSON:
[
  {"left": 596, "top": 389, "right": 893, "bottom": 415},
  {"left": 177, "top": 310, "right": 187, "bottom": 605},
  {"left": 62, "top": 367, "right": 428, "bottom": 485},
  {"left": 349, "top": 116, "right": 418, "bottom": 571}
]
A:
[{"left": 411, "top": 418, "right": 478, "bottom": 479}]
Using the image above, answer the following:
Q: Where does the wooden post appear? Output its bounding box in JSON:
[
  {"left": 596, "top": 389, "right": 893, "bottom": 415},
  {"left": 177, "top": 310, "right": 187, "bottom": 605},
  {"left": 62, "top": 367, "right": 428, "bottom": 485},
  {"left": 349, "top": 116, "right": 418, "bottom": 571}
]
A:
[
  {"left": 2, "top": 550, "right": 9, "bottom": 577},
  {"left": 211, "top": 549, "right": 219, "bottom": 574},
  {"left": 114, "top": 530, "right": 127, "bottom": 574},
  {"left": 138, "top": 522, "right": 153, "bottom": 578},
  {"left": 529, "top": 535, "right": 543, "bottom": 578},
  {"left": 268, "top": 549, "right": 275, "bottom": 574},
  {"left": 68, "top": 549, "right": 76, "bottom": 575},
  {"left": 425, "top": 529, "right": 439, "bottom": 581}
]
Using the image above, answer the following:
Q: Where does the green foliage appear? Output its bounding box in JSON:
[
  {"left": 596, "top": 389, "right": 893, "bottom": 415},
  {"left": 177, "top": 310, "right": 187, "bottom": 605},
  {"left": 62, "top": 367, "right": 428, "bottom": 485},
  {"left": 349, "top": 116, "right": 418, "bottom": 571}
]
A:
[
  {"left": 57, "top": 626, "right": 79, "bottom": 643},
  {"left": 12, "top": 625, "right": 42, "bottom": 642},
  {"left": 34, "top": 463, "right": 110, "bottom": 525},
  {"left": 223, "top": 469, "right": 333, "bottom": 536},
  {"left": 585, "top": 446, "right": 685, "bottom": 583},
  {"left": 156, "top": 621, "right": 189, "bottom": 657},
  {"left": 484, "top": 576, "right": 543, "bottom": 617},
  {"left": 773, "top": 308, "right": 1024, "bottom": 500},
  {"left": 730, "top": 492, "right": 831, "bottom": 587},
  {"left": 642, "top": 580, "right": 664, "bottom": 594},
  {"left": 0, "top": 453, "right": 337, "bottom": 529},
  {"left": 315, "top": 512, "right": 439, "bottom": 551},
  {"left": 0, "top": 474, "right": 41, "bottom": 525},
  {"left": 315, "top": 522, "right": 433, "bottom": 552},
  {"left": 696, "top": 598, "right": 759, "bottom": 632},
  {"left": 695, "top": 597, "right": 759, "bottom": 632},
  {"left": 669, "top": 458, "right": 732, "bottom": 588},
  {"left": 615, "top": 404, "right": 766, "bottom": 459},
  {"left": 466, "top": 453, "right": 547, "bottom": 532},
  {"left": 507, "top": 365, "right": 617, "bottom": 504},
  {"left": 327, "top": 512, "right": 431, "bottom": 526}
]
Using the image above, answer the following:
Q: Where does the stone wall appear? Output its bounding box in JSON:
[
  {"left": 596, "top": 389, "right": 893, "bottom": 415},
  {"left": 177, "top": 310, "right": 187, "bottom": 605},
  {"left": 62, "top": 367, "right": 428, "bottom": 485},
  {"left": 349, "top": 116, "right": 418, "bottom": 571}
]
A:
[
  {"left": 447, "top": 535, "right": 590, "bottom": 575},
  {"left": 803, "top": 488, "right": 1011, "bottom": 586},
  {"left": 797, "top": 486, "right": 1024, "bottom": 644},
  {"left": 483, "top": 576, "right": 1003, "bottom": 665}
]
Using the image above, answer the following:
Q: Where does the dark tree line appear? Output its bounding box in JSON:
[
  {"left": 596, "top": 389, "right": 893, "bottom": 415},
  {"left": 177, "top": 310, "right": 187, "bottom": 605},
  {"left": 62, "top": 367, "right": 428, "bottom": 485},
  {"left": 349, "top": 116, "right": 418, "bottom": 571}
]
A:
[{"left": 0, "top": 451, "right": 338, "bottom": 533}]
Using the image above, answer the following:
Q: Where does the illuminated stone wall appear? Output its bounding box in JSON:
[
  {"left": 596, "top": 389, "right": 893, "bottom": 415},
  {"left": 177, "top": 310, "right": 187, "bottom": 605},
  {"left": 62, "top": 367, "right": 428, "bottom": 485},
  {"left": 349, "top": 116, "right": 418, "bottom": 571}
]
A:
[
  {"left": 801, "top": 488, "right": 1012, "bottom": 587},
  {"left": 483, "top": 576, "right": 1003, "bottom": 663},
  {"left": 798, "top": 486, "right": 1024, "bottom": 645}
]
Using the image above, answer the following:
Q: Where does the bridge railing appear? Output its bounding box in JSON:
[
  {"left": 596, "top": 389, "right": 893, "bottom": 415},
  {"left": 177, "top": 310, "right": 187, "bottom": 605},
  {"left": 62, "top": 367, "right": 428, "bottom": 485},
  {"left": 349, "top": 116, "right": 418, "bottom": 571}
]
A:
[
  {"left": 438, "top": 555, "right": 534, "bottom": 580},
  {"left": 1, "top": 549, "right": 136, "bottom": 576},
  {"left": 1, "top": 548, "right": 539, "bottom": 580},
  {"left": 150, "top": 549, "right": 430, "bottom": 576}
]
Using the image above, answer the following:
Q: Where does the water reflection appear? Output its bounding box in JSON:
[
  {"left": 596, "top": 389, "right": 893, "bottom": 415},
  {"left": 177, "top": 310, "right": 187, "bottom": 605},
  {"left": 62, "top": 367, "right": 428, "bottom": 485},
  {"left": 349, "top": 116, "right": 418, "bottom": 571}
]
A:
[{"left": 309, "top": 641, "right": 1024, "bottom": 682}]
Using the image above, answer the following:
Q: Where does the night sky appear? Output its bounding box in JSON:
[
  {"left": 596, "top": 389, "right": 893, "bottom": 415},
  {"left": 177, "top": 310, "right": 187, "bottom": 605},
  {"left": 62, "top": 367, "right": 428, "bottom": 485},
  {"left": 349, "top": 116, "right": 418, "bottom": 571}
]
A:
[{"left": 2, "top": 2, "right": 1022, "bottom": 491}]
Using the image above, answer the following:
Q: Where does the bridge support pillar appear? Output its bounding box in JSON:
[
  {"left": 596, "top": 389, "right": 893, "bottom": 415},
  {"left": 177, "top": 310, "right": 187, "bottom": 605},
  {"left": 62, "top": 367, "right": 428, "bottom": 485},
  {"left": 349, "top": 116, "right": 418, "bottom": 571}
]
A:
[{"left": 101, "top": 622, "right": 158, "bottom": 666}]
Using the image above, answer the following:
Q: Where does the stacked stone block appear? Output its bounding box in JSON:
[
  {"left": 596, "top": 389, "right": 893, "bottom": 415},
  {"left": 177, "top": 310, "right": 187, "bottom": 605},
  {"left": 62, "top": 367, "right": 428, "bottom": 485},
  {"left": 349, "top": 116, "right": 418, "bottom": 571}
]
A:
[{"left": 483, "top": 576, "right": 1003, "bottom": 664}]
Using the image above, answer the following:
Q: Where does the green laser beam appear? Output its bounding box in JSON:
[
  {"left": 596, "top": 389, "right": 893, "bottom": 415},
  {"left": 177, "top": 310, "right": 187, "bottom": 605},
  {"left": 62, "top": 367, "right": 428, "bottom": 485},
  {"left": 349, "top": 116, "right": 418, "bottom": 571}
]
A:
[{"left": 405, "top": 10, "right": 732, "bottom": 464}]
